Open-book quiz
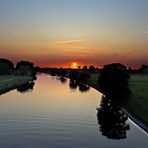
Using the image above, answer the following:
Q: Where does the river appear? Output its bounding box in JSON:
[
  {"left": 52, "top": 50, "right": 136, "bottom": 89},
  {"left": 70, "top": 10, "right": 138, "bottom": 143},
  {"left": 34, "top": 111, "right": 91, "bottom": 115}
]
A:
[{"left": 0, "top": 74, "right": 147, "bottom": 148}]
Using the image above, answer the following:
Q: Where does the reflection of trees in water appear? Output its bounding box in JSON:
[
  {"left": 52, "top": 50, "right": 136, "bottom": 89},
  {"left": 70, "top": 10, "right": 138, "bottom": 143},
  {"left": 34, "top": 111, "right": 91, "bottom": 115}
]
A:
[
  {"left": 60, "top": 77, "right": 67, "bottom": 83},
  {"left": 97, "top": 96, "right": 130, "bottom": 140},
  {"left": 79, "top": 84, "right": 90, "bottom": 93},
  {"left": 17, "top": 81, "right": 35, "bottom": 93},
  {"left": 69, "top": 80, "right": 90, "bottom": 93},
  {"left": 56, "top": 76, "right": 67, "bottom": 84},
  {"left": 69, "top": 80, "right": 77, "bottom": 89}
]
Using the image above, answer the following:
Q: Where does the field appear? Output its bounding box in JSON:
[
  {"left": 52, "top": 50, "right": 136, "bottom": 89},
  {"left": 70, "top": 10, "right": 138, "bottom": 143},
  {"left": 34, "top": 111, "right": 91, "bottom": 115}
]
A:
[{"left": 127, "top": 74, "right": 148, "bottom": 125}]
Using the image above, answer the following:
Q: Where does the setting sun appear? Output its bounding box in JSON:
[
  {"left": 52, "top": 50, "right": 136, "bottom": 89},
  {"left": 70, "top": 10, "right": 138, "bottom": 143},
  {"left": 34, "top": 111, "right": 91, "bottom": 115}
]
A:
[{"left": 72, "top": 62, "right": 77, "bottom": 68}]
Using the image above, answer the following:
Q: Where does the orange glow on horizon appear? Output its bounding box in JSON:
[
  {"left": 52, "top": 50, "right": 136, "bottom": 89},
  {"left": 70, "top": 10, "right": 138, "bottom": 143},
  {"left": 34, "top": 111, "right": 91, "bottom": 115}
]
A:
[{"left": 36, "top": 62, "right": 84, "bottom": 68}]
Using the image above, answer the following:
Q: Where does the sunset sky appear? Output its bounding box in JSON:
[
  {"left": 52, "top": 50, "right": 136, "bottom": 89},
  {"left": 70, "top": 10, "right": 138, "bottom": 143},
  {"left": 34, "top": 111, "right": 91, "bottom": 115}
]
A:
[{"left": 0, "top": 0, "right": 148, "bottom": 68}]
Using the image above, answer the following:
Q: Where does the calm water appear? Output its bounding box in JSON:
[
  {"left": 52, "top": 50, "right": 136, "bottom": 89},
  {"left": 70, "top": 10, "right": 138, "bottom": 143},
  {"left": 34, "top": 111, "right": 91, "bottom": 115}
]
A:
[{"left": 0, "top": 74, "right": 147, "bottom": 148}]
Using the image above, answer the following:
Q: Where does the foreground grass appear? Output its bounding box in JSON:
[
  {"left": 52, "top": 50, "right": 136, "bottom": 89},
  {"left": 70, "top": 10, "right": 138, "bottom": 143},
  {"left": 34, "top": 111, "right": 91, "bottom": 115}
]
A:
[
  {"left": 127, "top": 74, "right": 148, "bottom": 126},
  {"left": 0, "top": 75, "right": 34, "bottom": 94},
  {"left": 88, "top": 73, "right": 148, "bottom": 126}
]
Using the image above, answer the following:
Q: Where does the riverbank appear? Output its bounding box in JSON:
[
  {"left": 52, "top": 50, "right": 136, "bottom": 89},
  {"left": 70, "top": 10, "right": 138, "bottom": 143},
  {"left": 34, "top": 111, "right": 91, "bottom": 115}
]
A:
[
  {"left": 0, "top": 75, "right": 35, "bottom": 95},
  {"left": 87, "top": 73, "right": 148, "bottom": 133}
]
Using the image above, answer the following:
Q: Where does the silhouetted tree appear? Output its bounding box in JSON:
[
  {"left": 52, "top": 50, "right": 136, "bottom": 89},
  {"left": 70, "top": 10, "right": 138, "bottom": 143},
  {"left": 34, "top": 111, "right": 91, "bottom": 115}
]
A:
[
  {"left": 97, "top": 96, "right": 130, "bottom": 139},
  {"left": 50, "top": 68, "right": 57, "bottom": 76},
  {"left": 128, "top": 67, "right": 132, "bottom": 71},
  {"left": 89, "top": 65, "right": 95, "bottom": 71},
  {"left": 78, "top": 66, "right": 81, "bottom": 69},
  {"left": 69, "top": 69, "right": 78, "bottom": 81},
  {"left": 77, "top": 72, "right": 90, "bottom": 84},
  {"left": 139, "top": 64, "right": 148, "bottom": 73},
  {"left": 57, "top": 68, "right": 66, "bottom": 77},
  {"left": 15, "top": 61, "right": 36, "bottom": 77},
  {"left": 0, "top": 58, "right": 14, "bottom": 75},
  {"left": 82, "top": 65, "right": 87, "bottom": 71},
  {"left": 98, "top": 63, "right": 130, "bottom": 96}
]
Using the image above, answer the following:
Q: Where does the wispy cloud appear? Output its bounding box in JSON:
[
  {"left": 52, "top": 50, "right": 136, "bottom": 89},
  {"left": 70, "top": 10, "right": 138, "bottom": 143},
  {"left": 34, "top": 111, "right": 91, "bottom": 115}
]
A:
[{"left": 55, "top": 38, "right": 98, "bottom": 44}]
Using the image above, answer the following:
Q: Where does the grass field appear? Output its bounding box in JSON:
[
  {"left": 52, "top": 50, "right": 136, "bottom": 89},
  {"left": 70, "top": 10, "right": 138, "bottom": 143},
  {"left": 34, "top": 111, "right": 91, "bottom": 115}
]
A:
[
  {"left": 128, "top": 74, "right": 148, "bottom": 125},
  {"left": 0, "top": 75, "right": 34, "bottom": 93},
  {"left": 88, "top": 73, "right": 148, "bottom": 126}
]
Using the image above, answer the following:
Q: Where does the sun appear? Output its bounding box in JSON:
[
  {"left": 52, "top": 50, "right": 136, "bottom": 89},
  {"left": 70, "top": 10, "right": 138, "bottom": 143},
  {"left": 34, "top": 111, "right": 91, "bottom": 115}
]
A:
[{"left": 72, "top": 62, "right": 77, "bottom": 68}]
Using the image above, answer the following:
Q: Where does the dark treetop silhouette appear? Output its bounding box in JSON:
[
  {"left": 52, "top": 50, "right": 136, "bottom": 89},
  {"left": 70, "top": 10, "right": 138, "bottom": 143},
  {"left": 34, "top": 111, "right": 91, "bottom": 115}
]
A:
[
  {"left": 15, "top": 60, "right": 36, "bottom": 78},
  {"left": 89, "top": 65, "right": 95, "bottom": 71},
  {"left": 0, "top": 58, "right": 14, "bottom": 75},
  {"left": 98, "top": 63, "right": 130, "bottom": 98}
]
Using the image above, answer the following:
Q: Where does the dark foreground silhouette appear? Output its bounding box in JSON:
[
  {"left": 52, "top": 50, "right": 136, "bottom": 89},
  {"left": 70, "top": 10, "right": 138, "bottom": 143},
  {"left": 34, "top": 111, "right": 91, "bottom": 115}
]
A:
[{"left": 98, "top": 63, "right": 130, "bottom": 97}]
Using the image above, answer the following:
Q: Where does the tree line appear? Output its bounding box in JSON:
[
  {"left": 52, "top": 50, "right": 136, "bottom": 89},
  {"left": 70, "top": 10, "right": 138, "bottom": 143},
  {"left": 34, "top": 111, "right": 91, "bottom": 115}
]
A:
[{"left": 0, "top": 58, "right": 36, "bottom": 78}]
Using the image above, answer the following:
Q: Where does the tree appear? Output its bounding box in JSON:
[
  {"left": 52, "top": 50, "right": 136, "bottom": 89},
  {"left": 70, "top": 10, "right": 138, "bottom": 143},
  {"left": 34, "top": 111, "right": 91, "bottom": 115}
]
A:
[
  {"left": 69, "top": 69, "right": 78, "bottom": 81},
  {"left": 77, "top": 72, "right": 90, "bottom": 84},
  {"left": 78, "top": 66, "right": 81, "bottom": 69},
  {"left": 15, "top": 61, "right": 34, "bottom": 69},
  {"left": 0, "top": 58, "right": 14, "bottom": 75},
  {"left": 82, "top": 65, "right": 87, "bottom": 71},
  {"left": 98, "top": 63, "right": 130, "bottom": 95},
  {"left": 15, "top": 60, "right": 36, "bottom": 77},
  {"left": 139, "top": 64, "right": 148, "bottom": 73},
  {"left": 89, "top": 65, "right": 95, "bottom": 71}
]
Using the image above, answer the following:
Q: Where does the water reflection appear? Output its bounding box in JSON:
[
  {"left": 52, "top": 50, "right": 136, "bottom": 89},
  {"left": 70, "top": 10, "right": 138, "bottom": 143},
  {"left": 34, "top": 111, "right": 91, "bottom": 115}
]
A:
[
  {"left": 69, "top": 80, "right": 77, "bottom": 89},
  {"left": 97, "top": 96, "right": 130, "bottom": 139},
  {"left": 60, "top": 77, "right": 67, "bottom": 83},
  {"left": 79, "top": 83, "right": 90, "bottom": 93},
  {"left": 56, "top": 76, "right": 67, "bottom": 84},
  {"left": 0, "top": 74, "right": 147, "bottom": 147},
  {"left": 69, "top": 80, "right": 90, "bottom": 93},
  {"left": 16, "top": 81, "right": 35, "bottom": 93}
]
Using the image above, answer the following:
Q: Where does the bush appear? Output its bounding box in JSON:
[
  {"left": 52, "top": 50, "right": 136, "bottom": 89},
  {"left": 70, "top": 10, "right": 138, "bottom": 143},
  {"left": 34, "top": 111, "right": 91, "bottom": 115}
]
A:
[
  {"left": 98, "top": 63, "right": 130, "bottom": 95},
  {"left": 77, "top": 72, "right": 90, "bottom": 84},
  {"left": 69, "top": 69, "right": 78, "bottom": 81}
]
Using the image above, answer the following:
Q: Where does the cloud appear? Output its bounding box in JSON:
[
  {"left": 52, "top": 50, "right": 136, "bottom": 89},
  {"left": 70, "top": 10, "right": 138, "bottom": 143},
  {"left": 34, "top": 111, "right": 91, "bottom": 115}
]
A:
[{"left": 55, "top": 38, "right": 98, "bottom": 44}]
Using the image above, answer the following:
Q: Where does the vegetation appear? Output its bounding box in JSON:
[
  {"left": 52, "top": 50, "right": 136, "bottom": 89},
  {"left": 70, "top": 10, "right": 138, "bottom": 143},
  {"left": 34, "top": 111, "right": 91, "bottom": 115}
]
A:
[
  {"left": 0, "top": 58, "right": 14, "bottom": 75},
  {"left": 88, "top": 72, "right": 148, "bottom": 126},
  {"left": 0, "top": 59, "right": 36, "bottom": 95},
  {"left": 15, "top": 60, "right": 36, "bottom": 77},
  {"left": 98, "top": 63, "right": 130, "bottom": 97},
  {"left": 0, "top": 75, "right": 34, "bottom": 94},
  {"left": 82, "top": 65, "right": 88, "bottom": 71},
  {"left": 89, "top": 65, "right": 95, "bottom": 71},
  {"left": 127, "top": 74, "right": 148, "bottom": 125}
]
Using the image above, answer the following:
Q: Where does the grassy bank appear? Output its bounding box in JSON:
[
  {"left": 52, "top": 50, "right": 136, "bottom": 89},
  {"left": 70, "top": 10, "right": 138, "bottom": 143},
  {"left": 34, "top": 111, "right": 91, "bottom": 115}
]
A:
[
  {"left": 127, "top": 74, "right": 148, "bottom": 126},
  {"left": 0, "top": 75, "right": 34, "bottom": 94},
  {"left": 87, "top": 73, "right": 148, "bottom": 127}
]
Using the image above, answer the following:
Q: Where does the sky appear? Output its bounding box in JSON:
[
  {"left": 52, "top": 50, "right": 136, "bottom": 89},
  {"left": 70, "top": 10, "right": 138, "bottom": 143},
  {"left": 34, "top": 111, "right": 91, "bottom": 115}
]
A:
[{"left": 0, "top": 0, "right": 148, "bottom": 68}]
